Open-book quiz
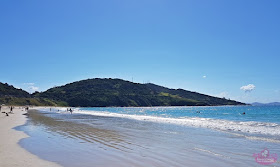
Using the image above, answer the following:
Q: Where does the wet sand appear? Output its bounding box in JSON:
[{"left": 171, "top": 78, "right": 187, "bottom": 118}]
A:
[
  {"left": 0, "top": 107, "right": 61, "bottom": 167},
  {"left": 17, "top": 109, "right": 280, "bottom": 167}
]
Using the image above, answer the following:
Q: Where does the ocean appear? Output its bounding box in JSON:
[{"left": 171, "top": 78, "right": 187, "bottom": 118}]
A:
[
  {"left": 75, "top": 106, "right": 280, "bottom": 140},
  {"left": 17, "top": 106, "right": 280, "bottom": 167}
]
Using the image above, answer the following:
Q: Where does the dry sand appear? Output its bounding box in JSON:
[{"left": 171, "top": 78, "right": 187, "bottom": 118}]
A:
[{"left": 0, "top": 106, "right": 61, "bottom": 167}]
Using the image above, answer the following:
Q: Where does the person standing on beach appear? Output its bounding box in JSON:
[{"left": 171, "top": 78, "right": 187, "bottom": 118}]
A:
[
  {"left": 10, "top": 106, "right": 13, "bottom": 113},
  {"left": 70, "top": 108, "right": 73, "bottom": 114},
  {"left": 1, "top": 106, "right": 4, "bottom": 113}
]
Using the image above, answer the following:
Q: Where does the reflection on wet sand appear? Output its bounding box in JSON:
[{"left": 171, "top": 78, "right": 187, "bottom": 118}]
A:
[{"left": 27, "top": 110, "right": 129, "bottom": 152}]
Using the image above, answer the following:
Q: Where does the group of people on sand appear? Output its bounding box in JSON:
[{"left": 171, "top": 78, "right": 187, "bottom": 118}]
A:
[
  {"left": 1, "top": 106, "right": 15, "bottom": 116},
  {"left": 0, "top": 106, "right": 30, "bottom": 116}
]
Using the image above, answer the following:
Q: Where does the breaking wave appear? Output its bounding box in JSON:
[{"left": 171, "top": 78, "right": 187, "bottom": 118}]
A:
[{"left": 73, "top": 109, "right": 280, "bottom": 136}]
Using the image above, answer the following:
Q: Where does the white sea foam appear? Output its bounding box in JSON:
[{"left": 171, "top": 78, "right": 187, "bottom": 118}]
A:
[{"left": 73, "top": 110, "right": 280, "bottom": 136}]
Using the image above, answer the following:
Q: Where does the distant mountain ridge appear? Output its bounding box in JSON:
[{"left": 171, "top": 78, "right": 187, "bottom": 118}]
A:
[
  {"left": 251, "top": 102, "right": 280, "bottom": 106},
  {"left": 0, "top": 79, "right": 246, "bottom": 106},
  {"left": 0, "top": 82, "right": 63, "bottom": 106},
  {"left": 36, "top": 78, "right": 245, "bottom": 107},
  {"left": 0, "top": 82, "right": 30, "bottom": 98}
]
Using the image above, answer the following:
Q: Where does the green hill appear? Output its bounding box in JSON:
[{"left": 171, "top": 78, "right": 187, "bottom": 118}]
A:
[
  {"left": 36, "top": 78, "right": 245, "bottom": 107},
  {"left": 0, "top": 82, "right": 63, "bottom": 106},
  {"left": 0, "top": 82, "right": 30, "bottom": 98}
]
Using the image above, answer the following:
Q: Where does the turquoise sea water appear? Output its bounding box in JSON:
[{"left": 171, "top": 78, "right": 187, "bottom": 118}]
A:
[
  {"left": 72, "top": 106, "right": 280, "bottom": 139},
  {"left": 80, "top": 106, "right": 280, "bottom": 123}
]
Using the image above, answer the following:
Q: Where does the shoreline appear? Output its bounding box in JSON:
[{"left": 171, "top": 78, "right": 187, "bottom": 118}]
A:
[
  {"left": 0, "top": 106, "right": 61, "bottom": 167},
  {"left": 4, "top": 106, "right": 279, "bottom": 167},
  {"left": 20, "top": 107, "right": 280, "bottom": 167},
  {"left": 16, "top": 108, "right": 279, "bottom": 167}
]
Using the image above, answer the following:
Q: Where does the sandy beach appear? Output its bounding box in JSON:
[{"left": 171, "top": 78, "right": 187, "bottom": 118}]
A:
[{"left": 0, "top": 106, "right": 61, "bottom": 167}]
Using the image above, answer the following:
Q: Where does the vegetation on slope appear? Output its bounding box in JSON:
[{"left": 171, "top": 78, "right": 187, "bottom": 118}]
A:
[
  {"left": 0, "top": 82, "right": 30, "bottom": 98},
  {"left": 36, "top": 78, "right": 245, "bottom": 107},
  {"left": 0, "top": 82, "right": 63, "bottom": 106},
  {"left": 0, "top": 97, "right": 66, "bottom": 106},
  {"left": 1, "top": 79, "right": 245, "bottom": 107}
]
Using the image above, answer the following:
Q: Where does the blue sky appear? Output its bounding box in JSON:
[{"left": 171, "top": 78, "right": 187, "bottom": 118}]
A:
[{"left": 0, "top": 0, "right": 279, "bottom": 103}]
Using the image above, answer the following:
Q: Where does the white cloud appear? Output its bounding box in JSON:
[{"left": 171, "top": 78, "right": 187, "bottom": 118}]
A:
[
  {"left": 24, "top": 83, "right": 35, "bottom": 86},
  {"left": 240, "top": 84, "right": 256, "bottom": 92},
  {"left": 13, "top": 85, "right": 21, "bottom": 89},
  {"left": 215, "top": 92, "right": 229, "bottom": 98},
  {"left": 202, "top": 75, "right": 207, "bottom": 78},
  {"left": 28, "top": 86, "right": 39, "bottom": 93}
]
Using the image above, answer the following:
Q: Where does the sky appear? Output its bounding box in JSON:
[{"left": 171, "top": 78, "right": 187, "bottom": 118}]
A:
[{"left": 0, "top": 0, "right": 279, "bottom": 103}]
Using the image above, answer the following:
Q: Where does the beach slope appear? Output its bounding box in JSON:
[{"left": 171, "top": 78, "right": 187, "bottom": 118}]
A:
[{"left": 0, "top": 107, "right": 61, "bottom": 167}]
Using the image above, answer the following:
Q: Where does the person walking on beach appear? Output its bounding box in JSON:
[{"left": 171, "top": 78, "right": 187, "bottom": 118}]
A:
[
  {"left": 69, "top": 108, "right": 73, "bottom": 114},
  {"left": 9, "top": 106, "right": 13, "bottom": 113}
]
